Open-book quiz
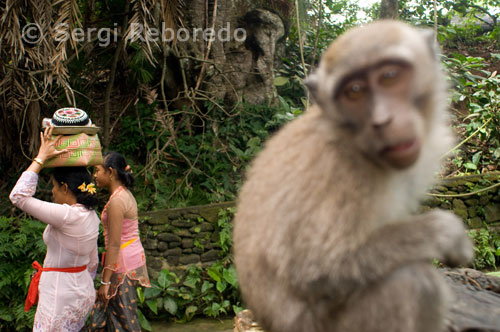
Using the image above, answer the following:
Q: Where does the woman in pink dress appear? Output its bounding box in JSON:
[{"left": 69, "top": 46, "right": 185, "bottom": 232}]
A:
[
  {"left": 9, "top": 127, "right": 100, "bottom": 331},
  {"left": 89, "top": 151, "right": 150, "bottom": 331}
]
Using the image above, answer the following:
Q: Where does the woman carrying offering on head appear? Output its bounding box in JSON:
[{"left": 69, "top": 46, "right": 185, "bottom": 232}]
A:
[
  {"left": 9, "top": 127, "right": 100, "bottom": 332},
  {"left": 89, "top": 151, "right": 150, "bottom": 332}
]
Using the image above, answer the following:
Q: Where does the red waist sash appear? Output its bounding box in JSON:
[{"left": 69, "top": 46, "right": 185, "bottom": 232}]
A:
[{"left": 25, "top": 261, "right": 87, "bottom": 312}]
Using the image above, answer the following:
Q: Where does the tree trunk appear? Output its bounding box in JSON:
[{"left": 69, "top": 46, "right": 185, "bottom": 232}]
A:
[{"left": 379, "top": 0, "right": 399, "bottom": 19}]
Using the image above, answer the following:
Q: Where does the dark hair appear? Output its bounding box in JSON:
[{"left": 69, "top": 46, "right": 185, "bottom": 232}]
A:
[
  {"left": 103, "top": 151, "right": 135, "bottom": 188},
  {"left": 52, "top": 167, "right": 98, "bottom": 209}
]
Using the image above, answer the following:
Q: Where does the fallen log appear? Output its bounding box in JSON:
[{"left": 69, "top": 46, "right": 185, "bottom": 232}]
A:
[{"left": 234, "top": 268, "right": 500, "bottom": 332}]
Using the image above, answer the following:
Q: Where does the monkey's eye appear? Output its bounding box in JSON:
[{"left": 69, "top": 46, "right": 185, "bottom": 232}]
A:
[
  {"left": 343, "top": 81, "right": 367, "bottom": 101},
  {"left": 379, "top": 67, "right": 401, "bottom": 86}
]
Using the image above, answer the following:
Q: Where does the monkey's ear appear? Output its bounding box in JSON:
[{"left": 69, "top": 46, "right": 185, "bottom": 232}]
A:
[
  {"left": 420, "top": 29, "right": 439, "bottom": 60},
  {"left": 305, "top": 73, "right": 319, "bottom": 100}
]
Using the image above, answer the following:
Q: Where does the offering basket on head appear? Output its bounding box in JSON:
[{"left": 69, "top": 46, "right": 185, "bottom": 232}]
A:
[{"left": 42, "top": 108, "right": 103, "bottom": 167}]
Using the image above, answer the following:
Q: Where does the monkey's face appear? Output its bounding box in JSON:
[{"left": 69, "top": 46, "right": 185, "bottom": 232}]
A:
[
  {"left": 306, "top": 21, "right": 441, "bottom": 170},
  {"left": 336, "top": 60, "right": 425, "bottom": 170}
]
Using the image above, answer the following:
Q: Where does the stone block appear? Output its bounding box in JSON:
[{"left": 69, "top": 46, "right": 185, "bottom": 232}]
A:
[
  {"left": 468, "top": 206, "right": 477, "bottom": 218},
  {"left": 183, "top": 249, "right": 193, "bottom": 254},
  {"left": 199, "top": 207, "right": 221, "bottom": 223},
  {"left": 149, "top": 250, "right": 161, "bottom": 257},
  {"left": 194, "top": 231, "right": 212, "bottom": 239},
  {"left": 468, "top": 217, "right": 483, "bottom": 228},
  {"left": 174, "top": 229, "right": 194, "bottom": 238},
  {"left": 201, "top": 250, "right": 221, "bottom": 262},
  {"left": 157, "top": 233, "right": 182, "bottom": 243},
  {"left": 190, "top": 222, "right": 215, "bottom": 233},
  {"left": 171, "top": 219, "right": 195, "bottom": 228},
  {"left": 182, "top": 239, "right": 194, "bottom": 249},
  {"left": 167, "top": 255, "right": 180, "bottom": 265},
  {"left": 143, "top": 239, "right": 158, "bottom": 250},
  {"left": 479, "top": 195, "right": 493, "bottom": 205},
  {"left": 464, "top": 199, "right": 479, "bottom": 207},
  {"left": 452, "top": 199, "right": 468, "bottom": 220},
  {"left": 148, "top": 257, "right": 163, "bottom": 270},
  {"left": 484, "top": 204, "right": 500, "bottom": 223},
  {"left": 193, "top": 247, "right": 204, "bottom": 254},
  {"left": 157, "top": 241, "right": 169, "bottom": 252},
  {"left": 165, "top": 248, "right": 182, "bottom": 257},
  {"left": 179, "top": 254, "right": 200, "bottom": 265},
  {"left": 169, "top": 242, "right": 181, "bottom": 248}
]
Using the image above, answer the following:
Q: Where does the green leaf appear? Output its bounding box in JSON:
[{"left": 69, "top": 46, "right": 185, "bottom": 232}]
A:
[
  {"left": 144, "top": 286, "right": 162, "bottom": 299},
  {"left": 157, "top": 270, "right": 171, "bottom": 289},
  {"left": 464, "top": 162, "right": 477, "bottom": 170},
  {"left": 201, "top": 280, "right": 214, "bottom": 293},
  {"left": 222, "top": 265, "right": 238, "bottom": 287},
  {"left": 273, "top": 76, "right": 289, "bottom": 86},
  {"left": 185, "top": 305, "right": 198, "bottom": 320},
  {"left": 207, "top": 265, "right": 222, "bottom": 282},
  {"left": 138, "top": 309, "right": 153, "bottom": 331},
  {"left": 164, "top": 296, "right": 178, "bottom": 315},
  {"left": 183, "top": 274, "right": 198, "bottom": 289},
  {"left": 493, "top": 148, "right": 500, "bottom": 159},
  {"left": 137, "top": 287, "right": 145, "bottom": 304},
  {"left": 216, "top": 281, "right": 227, "bottom": 292},
  {"left": 146, "top": 299, "right": 158, "bottom": 315}
]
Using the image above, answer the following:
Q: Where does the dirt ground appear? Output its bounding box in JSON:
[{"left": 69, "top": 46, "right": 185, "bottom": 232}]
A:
[{"left": 150, "top": 317, "right": 234, "bottom": 332}]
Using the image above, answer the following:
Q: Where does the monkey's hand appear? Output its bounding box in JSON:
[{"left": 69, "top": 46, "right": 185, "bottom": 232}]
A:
[{"left": 426, "top": 209, "right": 474, "bottom": 267}]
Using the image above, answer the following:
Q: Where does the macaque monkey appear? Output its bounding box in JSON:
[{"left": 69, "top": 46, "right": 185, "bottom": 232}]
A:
[{"left": 233, "top": 20, "right": 473, "bottom": 332}]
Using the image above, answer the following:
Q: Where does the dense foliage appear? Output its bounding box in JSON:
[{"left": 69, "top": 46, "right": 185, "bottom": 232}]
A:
[{"left": 0, "top": 217, "right": 45, "bottom": 331}]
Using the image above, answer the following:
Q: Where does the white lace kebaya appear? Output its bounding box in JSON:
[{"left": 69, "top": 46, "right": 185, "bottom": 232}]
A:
[{"left": 10, "top": 171, "right": 100, "bottom": 332}]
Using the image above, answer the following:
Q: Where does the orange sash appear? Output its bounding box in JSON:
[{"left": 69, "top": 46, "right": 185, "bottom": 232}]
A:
[{"left": 25, "top": 261, "right": 87, "bottom": 312}]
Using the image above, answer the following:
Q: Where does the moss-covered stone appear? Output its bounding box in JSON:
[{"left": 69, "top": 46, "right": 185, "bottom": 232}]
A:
[
  {"left": 452, "top": 199, "right": 468, "bottom": 220},
  {"left": 484, "top": 204, "right": 500, "bottom": 223},
  {"left": 467, "top": 217, "right": 483, "bottom": 228},
  {"left": 464, "top": 198, "right": 479, "bottom": 207}
]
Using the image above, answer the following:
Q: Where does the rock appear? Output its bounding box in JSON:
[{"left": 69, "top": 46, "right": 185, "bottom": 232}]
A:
[
  {"left": 167, "top": 255, "right": 179, "bottom": 265},
  {"left": 201, "top": 249, "right": 221, "bottom": 262},
  {"left": 484, "top": 204, "right": 500, "bottom": 223},
  {"left": 174, "top": 229, "right": 194, "bottom": 238},
  {"left": 179, "top": 254, "right": 200, "bottom": 265},
  {"left": 148, "top": 257, "right": 163, "bottom": 270},
  {"left": 157, "top": 233, "right": 182, "bottom": 243},
  {"left": 149, "top": 250, "right": 161, "bottom": 257},
  {"left": 165, "top": 248, "right": 182, "bottom": 257},
  {"left": 465, "top": 199, "right": 479, "bottom": 207},
  {"left": 143, "top": 239, "right": 158, "bottom": 250},
  {"left": 151, "top": 224, "right": 172, "bottom": 232},
  {"left": 182, "top": 239, "right": 194, "bottom": 249},
  {"left": 199, "top": 207, "right": 221, "bottom": 223},
  {"left": 468, "top": 206, "right": 478, "bottom": 218},
  {"left": 169, "top": 242, "right": 181, "bottom": 248},
  {"left": 171, "top": 219, "right": 195, "bottom": 228},
  {"left": 423, "top": 196, "right": 441, "bottom": 208},
  {"left": 432, "top": 185, "right": 448, "bottom": 193},
  {"left": 183, "top": 249, "right": 193, "bottom": 254},
  {"left": 194, "top": 231, "right": 212, "bottom": 239},
  {"left": 157, "top": 241, "right": 169, "bottom": 252},
  {"left": 452, "top": 199, "right": 468, "bottom": 220},
  {"left": 479, "top": 195, "right": 493, "bottom": 205},
  {"left": 468, "top": 217, "right": 483, "bottom": 228},
  {"left": 190, "top": 222, "right": 214, "bottom": 233}
]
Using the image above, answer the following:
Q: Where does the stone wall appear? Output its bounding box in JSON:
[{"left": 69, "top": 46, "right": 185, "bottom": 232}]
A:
[
  {"left": 140, "top": 172, "right": 500, "bottom": 277},
  {"left": 422, "top": 172, "right": 500, "bottom": 229},
  {"left": 140, "top": 202, "right": 235, "bottom": 278}
]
